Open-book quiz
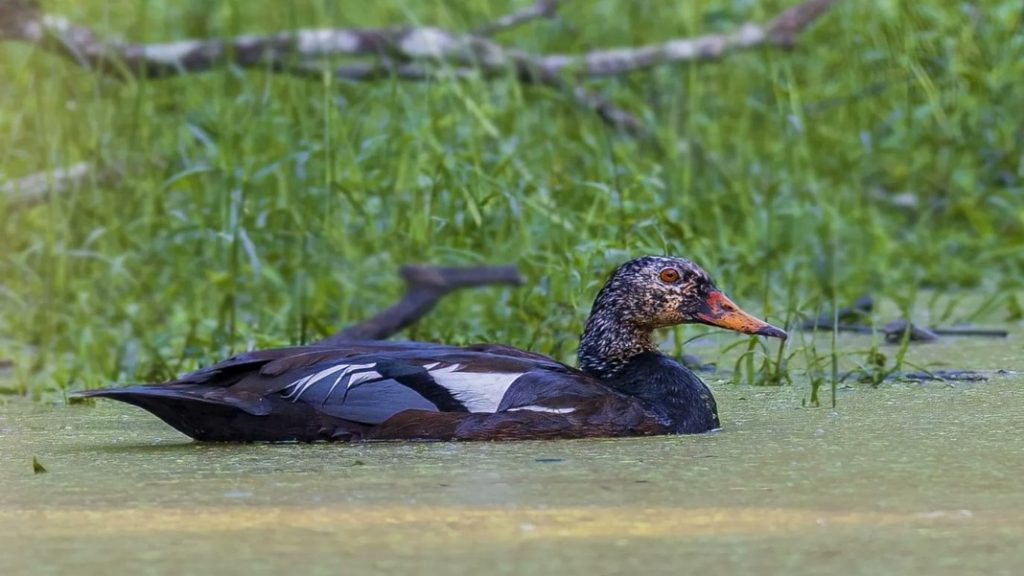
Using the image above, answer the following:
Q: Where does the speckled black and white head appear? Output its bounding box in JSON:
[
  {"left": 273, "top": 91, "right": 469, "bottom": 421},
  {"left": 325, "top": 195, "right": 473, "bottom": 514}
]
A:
[{"left": 577, "top": 256, "right": 786, "bottom": 378}]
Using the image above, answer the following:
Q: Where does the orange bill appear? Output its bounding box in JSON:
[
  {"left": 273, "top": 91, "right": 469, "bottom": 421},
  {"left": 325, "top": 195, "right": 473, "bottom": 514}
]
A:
[{"left": 694, "top": 290, "right": 787, "bottom": 339}]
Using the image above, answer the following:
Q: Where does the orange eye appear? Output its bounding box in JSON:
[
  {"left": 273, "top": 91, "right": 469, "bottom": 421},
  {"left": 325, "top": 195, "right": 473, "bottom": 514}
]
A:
[{"left": 659, "top": 268, "right": 680, "bottom": 283}]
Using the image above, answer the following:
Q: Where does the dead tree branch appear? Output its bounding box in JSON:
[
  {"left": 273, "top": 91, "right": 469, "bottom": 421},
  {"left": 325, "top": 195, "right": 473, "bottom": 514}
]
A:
[
  {"left": 0, "top": 0, "right": 837, "bottom": 135},
  {"left": 2, "top": 162, "right": 101, "bottom": 205},
  {"left": 532, "top": 0, "right": 838, "bottom": 76},
  {"left": 319, "top": 265, "right": 524, "bottom": 343},
  {"left": 474, "top": 0, "right": 562, "bottom": 37}
]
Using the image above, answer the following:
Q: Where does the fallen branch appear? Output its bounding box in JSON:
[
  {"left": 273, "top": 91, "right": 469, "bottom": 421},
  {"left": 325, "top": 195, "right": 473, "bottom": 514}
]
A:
[
  {"left": 5, "top": 2, "right": 835, "bottom": 78},
  {"left": 533, "top": 0, "right": 838, "bottom": 77},
  {"left": 2, "top": 162, "right": 98, "bottom": 205},
  {"left": 798, "top": 296, "right": 1009, "bottom": 344},
  {"left": 0, "top": 0, "right": 837, "bottom": 135},
  {"left": 898, "top": 369, "right": 987, "bottom": 382},
  {"left": 799, "top": 295, "right": 874, "bottom": 330},
  {"left": 319, "top": 264, "right": 524, "bottom": 343},
  {"left": 843, "top": 369, "right": 989, "bottom": 384},
  {"left": 881, "top": 320, "right": 1007, "bottom": 343},
  {"left": 474, "top": 0, "right": 562, "bottom": 37}
]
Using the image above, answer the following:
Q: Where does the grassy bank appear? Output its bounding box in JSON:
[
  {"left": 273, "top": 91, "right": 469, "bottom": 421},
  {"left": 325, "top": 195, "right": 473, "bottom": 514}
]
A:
[{"left": 1, "top": 0, "right": 1022, "bottom": 397}]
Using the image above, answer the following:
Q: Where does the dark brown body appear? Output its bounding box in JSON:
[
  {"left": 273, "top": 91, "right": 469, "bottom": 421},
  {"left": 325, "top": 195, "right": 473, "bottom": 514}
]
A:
[
  {"left": 102, "top": 396, "right": 666, "bottom": 442},
  {"left": 78, "top": 343, "right": 714, "bottom": 442}
]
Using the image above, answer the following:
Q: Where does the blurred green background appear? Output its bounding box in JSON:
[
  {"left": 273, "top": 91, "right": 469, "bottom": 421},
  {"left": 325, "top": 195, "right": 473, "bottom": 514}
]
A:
[{"left": 1, "top": 0, "right": 1022, "bottom": 397}]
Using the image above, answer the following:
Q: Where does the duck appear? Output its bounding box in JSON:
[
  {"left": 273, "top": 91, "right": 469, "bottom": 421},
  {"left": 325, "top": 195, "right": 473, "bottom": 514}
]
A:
[{"left": 75, "top": 256, "right": 786, "bottom": 442}]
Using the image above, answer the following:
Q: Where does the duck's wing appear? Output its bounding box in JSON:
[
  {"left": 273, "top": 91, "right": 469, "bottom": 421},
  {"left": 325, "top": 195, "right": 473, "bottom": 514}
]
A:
[
  {"left": 174, "top": 341, "right": 462, "bottom": 384},
  {"left": 172, "top": 340, "right": 560, "bottom": 386},
  {"left": 255, "top": 348, "right": 575, "bottom": 420},
  {"left": 75, "top": 343, "right": 606, "bottom": 441}
]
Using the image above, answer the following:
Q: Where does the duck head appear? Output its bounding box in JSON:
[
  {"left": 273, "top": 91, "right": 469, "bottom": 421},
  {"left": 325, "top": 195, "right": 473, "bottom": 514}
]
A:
[{"left": 578, "top": 256, "right": 786, "bottom": 378}]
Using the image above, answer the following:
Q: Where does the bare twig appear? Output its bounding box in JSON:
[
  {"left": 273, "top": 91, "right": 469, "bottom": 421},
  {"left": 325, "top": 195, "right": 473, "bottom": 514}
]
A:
[
  {"left": 882, "top": 320, "right": 1007, "bottom": 343},
  {"left": 882, "top": 320, "right": 940, "bottom": 343},
  {"left": 474, "top": 0, "right": 562, "bottom": 37},
  {"left": 568, "top": 83, "right": 645, "bottom": 135},
  {"left": 2, "top": 162, "right": 97, "bottom": 205},
  {"left": 767, "top": 0, "right": 837, "bottom": 46},
  {"left": 532, "top": 0, "right": 838, "bottom": 76},
  {"left": 319, "top": 265, "right": 524, "bottom": 343},
  {"left": 798, "top": 300, "right": 1009, "bottom": 344},
  {"left": 3, "top": 2, "right": 835, "bottom": 78},
  {"left": 0, "top": 0, "right": 837, "bottom": 134},
  {"left": 7, "top": 17, "right": 493, "bottom": 78},
  {"left": 799, "top": 295, "right": 874, "bottom": 330},
  {"left": 929, "top": 327, "right": 1009, "bottom": 338}
]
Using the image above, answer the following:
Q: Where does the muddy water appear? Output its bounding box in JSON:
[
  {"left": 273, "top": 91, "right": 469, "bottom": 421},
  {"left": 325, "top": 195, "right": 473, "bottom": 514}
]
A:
[{"left": 1, "top": 335, "right": 1023, "bottom": 575}]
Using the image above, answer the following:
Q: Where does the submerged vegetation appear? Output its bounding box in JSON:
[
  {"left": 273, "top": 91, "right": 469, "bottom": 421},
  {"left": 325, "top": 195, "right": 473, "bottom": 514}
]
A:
[{"left": 1, "top": 1, "right": 1022, "bottom": 398}]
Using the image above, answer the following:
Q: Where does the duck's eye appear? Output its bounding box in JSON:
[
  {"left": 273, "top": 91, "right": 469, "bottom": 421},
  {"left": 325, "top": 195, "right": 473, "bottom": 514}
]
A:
[{"left": 659, "top": 268, "right": 681, "bottom": 283}]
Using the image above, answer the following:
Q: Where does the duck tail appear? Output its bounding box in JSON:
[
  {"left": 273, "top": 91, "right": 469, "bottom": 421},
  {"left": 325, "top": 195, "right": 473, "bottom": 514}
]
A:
[{"left": 74, "top": 385, "right": 264, "bottom": 441}]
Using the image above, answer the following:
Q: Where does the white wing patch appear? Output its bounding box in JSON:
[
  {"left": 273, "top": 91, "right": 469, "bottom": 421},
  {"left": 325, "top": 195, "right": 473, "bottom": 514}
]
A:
[
  {"left": 281, "top": 362, "right": 378, "bottom": 402},
  {"left": 506, "top": 406, "right": 576, "bottom": 414},
  {"left": 280, "top": 360, "right": 524, "bottom": 413},
  {"left": 426, "top": 364, "right": 523, "bottom": 413}
]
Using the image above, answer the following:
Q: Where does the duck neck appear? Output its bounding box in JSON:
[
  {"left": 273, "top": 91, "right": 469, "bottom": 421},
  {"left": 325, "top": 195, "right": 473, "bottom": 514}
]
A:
[{"left": 577, "top": 309, "right": 657, "bottom": 379}]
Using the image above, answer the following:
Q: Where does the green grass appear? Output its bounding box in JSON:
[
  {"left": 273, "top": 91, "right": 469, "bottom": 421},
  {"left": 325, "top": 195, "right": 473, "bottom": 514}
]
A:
[{"left": 1, "top": 0, "right": 1023, "bottom": 398}]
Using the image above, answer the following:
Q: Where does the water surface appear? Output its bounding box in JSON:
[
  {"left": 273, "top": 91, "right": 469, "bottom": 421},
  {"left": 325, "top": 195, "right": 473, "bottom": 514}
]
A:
[{"left": 1, "top": 335, "right": 1023, "bottom": 575}]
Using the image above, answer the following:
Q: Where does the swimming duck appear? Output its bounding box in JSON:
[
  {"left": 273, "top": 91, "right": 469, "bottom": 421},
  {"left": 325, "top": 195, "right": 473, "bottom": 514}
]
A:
[{"left": 76, "top": 256, "right": 786, "bottom": 441}]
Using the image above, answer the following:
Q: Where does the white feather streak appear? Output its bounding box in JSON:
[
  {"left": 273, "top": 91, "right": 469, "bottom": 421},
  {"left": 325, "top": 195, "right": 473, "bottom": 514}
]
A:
[
  {"left": 506, "top": 406, "right": 576, "bottom": 414},
  {"left": 283, "top": 362, "right": 376, "bottom": 402},
  {"left": 427, "top": 364, "right": 523, "bottom": 413}
]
